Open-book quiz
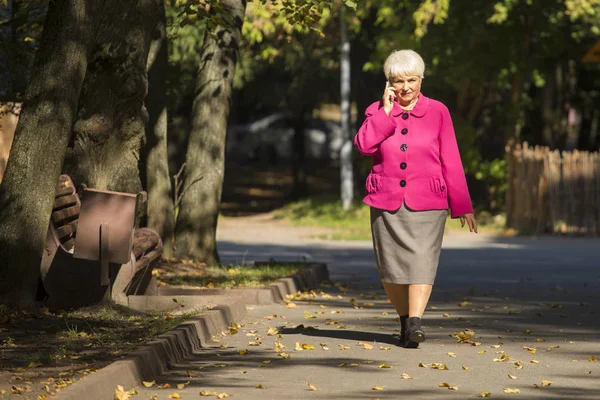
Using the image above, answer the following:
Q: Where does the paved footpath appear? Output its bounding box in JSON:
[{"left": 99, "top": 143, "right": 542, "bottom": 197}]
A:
[{"left": 135, "top": 219, "right": 600, "bottom": 399}]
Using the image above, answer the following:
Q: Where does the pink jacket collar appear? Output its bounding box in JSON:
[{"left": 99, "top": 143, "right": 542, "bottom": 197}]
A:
[{"left": 391, "top": 93, "right": 430, "bottom": 118}]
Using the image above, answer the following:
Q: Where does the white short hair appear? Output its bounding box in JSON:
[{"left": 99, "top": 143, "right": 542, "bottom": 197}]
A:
[{"left": 383, "top": 50, "right": 425, "bottom": 80}]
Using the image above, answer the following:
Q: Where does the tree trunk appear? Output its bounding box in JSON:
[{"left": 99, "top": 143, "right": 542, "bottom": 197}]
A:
[
  {"left": 174, "top": 0, "right": 246, "bottom": 264},
  {"left": 340, "top": 5, "right": 353, "bottom": 211},
  {"left": 141, "top": 0, "right": 174, "bottom": 257},
  {"left": 290, "top": 115, "right": 307, "bottom": 198},
  {"left": 0, "top": 0, "right": 100, "bottom": 308},
  {"left": 64, "top": 0, "right": 158, "bottom": 195}
]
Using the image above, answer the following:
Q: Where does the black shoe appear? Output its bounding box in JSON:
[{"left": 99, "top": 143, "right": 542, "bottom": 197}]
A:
[
  {"left": 407, "top": 317, "right": 425, "bottom": 343},
  {"left": 398, "top": 315, "right": 419, "bottom": 348}
]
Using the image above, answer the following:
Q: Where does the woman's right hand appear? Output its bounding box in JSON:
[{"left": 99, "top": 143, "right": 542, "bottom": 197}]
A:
[{"left": 382, "top": 81, "right": 396, "bottom": 116}]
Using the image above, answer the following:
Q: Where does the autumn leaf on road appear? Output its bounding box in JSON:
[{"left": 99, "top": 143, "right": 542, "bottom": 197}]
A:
[
  {"left": 168, "top": 393, "right": 182, "bottom": 399},
  {"left": 508, "top": 374, "right": 518, "bottom": 380},
  {"left": 187, "top": 370, "right": 199, "bottom": 378},
  {"left": 200, "top": 390, "right": 218, "bottom": 396},
  {"left": 479, "top": 392, "right": 491, "bottom": 397},
  {"left": 267, "top": 327, "right": 279, "bottom": 336},
  {"left": 216, "top": 393, "right": 230, "bottom": 399},
  {"left": 589, "top": 356, "right": 597, "bottom": 362},
  {"left": 256, "top": 384, "right": 265, "bottom": 389},
  {"left": 503, "top": 388, "right": 520, "bottom": 393},
  {"left": 401, "top": 373, "right": 413, "bottom": 379},
  {"left": 439, "top": 382, "right": 459, "bottom": 390},
  {"left": 372, "top": 386, "right": 384, "bottom": 391},
  {"left": 306, "top": 382, "right": 319, "bottom": 391},
  {"left": 378, "top": 364, "right": 392, "bottom": 369},
  {"left": 114, "top": 385, "right": 131, "bottom": 400},
  {"left": 142, "top": 381, "right": 155, "bottom": 388}
]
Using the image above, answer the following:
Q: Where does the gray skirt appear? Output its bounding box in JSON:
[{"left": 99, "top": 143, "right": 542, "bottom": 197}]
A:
[{"left": 370, "top": 204, "right": 448, "bottom": 285}]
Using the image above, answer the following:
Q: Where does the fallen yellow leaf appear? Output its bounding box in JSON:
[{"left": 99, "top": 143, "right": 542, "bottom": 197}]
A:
[
  {"left": 462, "top": 365, "right": 469, "bottom": 370},
  {"left": 256, "top": 384, "right": 265, "bottom": 389},
  {"left": 286, "top": 303, "right": 297, "bottom": 308},
  {"left": 301, "top": 344, "right": 315, "bottom": 350},
  {"left": 361, "top": 343, "right": 374, "bottom": 350},
  {"left": 508, "top": 374, "right": 518, "bottom": 379},
  {"left": 541, "top": 380, "right": 553, "bottom": 387},
  {"left": 448, "top": 352, "right": 457, "bottom": 357},
  {"left": 216, "top": 393, "right": 230, "bottom": 399},
  {"left": 160, "top": 383, "right": 172, "bottom": 389},
  {"left": 431, "top": 363, "right": 449, "bottom": 370},
  {"left": 267, "top": 327, "right": 279, "bottom": 336},
  {"left": 401, "top": 373, "right": 413, "bottom": 379},
  {"left": 378, "top": 364, "right": 392, "bottom": 369},
  {"left": 306, "top": 382, "right": 319, "bottom": 391},
  {"left": 589, "top": 356, "right": 597, "bottom": 362},
  {"left": 372, "top": 386, "right": 384, "bottom": 391},
  {"left": 439, "top": 382, "right": 459, "bottom": 390},
  {"left": 187, "top": 370, "right": 198, "bottom": 378},
  {"left": 514, "top": 361, "right": 524, "bottom": 369},
  {"left": 238, "top": 349, "right": 249, "bottom": 355},
  {"left": 114, "top": 385, "right": 131, "bottom": 400},
  {"left": 142, "top": 381, "right": 155, "bottom": 388},
  {"left": 418, "top": 362, "right": 428, "bottom": 368},
  {"left": 480, "top": 392, "right": 491, "bottom": 397},
  {"left": 199, "top": 390, "right": 218, "bottom": 396},
  {"left": 530, "top": 360, "right": 540, "bottom": 363},
  {"left": 503, "top": 388, "right": 520, "bottom": 393},
  {"left": 168, "top": 393, "right": 182, "bottom": 399}
]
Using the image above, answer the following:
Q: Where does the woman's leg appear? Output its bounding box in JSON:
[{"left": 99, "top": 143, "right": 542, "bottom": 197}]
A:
[
  {"left": 382, "top": 283, "right": 408, "bottom": 316},
  {"left": 408, "top": 284, "right": 433, "bottom": 317}
]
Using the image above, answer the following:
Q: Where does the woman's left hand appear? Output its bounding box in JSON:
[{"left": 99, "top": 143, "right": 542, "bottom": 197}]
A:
[{"left": 459, "top": 213, "right": 478, "bottom": 233}]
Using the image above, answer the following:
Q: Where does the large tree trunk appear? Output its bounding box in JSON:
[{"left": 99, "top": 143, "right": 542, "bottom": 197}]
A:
[
  {"left": 0, "top": 0, "right": 100, "bottom": 308},
  {"left": 64, "top": 0, "right": 158, "bottom": 194},
  {"left": 141, "top": 0, "right": 174, "bottom": 257},
  {"left": 174, "top": 0, "right": 246, "bottom": 264}
]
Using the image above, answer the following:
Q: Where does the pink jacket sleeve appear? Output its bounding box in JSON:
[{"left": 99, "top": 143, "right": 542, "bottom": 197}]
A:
[
  {"left": 439, "top": 106, "right": 474, "bottom": 218},
  {"left": 354, "top": 102, "right": 396, "bottom": 155}
]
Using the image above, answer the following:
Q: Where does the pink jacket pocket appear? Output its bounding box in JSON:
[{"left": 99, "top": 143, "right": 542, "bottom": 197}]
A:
[
  {"left": 366, "top": 173, "right": 382, "bottom": 194},
  {"left": 429, "top": 176, "right": 447, "bottom": 198}
]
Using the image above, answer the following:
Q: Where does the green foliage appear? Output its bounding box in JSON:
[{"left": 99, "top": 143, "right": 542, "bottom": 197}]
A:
[
  {"left": 276, "top": 196, "right": 506, "bottom": 240},
  {"left": 453, "top": 117, "right": 507, "bottom": 212}
]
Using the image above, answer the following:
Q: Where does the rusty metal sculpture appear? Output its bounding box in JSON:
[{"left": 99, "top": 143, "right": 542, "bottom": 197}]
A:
[{"left": 39, "top": 175, "right": 163, "bottom": 310}]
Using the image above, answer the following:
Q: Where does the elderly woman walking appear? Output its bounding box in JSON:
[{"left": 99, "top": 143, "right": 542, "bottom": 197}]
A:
[{"left": 354, "top": 49, "right": 477, "bottom": 348}]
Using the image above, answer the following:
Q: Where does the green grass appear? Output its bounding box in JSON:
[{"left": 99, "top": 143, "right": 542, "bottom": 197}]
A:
[
  {"left": 275, "top": 196, "right": 506, "bottom": 241},
  {"left": 155, "top": 263, "right": 301, "bottom": 288}
]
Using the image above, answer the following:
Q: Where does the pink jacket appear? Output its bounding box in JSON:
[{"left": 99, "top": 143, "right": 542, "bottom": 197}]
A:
[{"left": 354, "top": 94, "right": 473, "bottom": 218}]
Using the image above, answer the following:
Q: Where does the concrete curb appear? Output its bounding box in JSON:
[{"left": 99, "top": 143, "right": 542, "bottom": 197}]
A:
[
  {"left": 54, "top": 262, "right": 329, "bottom": 400},
  {"left": 157, "top": 262, "right": 329, "bottom": 304},
  {"left": 54, "top": 301, "right": 246, "bottom": 400}
]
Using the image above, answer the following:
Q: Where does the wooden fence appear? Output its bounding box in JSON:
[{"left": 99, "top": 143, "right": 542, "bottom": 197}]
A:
[{"left": 506, "top": 142, "right": 600, "bottom": 235}]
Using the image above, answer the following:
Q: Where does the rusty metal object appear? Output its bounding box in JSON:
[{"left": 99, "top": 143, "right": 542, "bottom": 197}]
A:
[{"left": 39, "top": 174, "right": 163, "bottom": 310}]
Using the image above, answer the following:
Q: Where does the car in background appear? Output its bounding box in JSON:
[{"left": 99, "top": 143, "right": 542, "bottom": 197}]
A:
[{"left": 226, "top": 113, "right": 343, "bottom": 163}]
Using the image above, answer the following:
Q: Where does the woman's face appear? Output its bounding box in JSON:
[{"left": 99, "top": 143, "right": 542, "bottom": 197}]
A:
[{"left": 389, "top": 74, "right": 422, "bottom": 106}]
